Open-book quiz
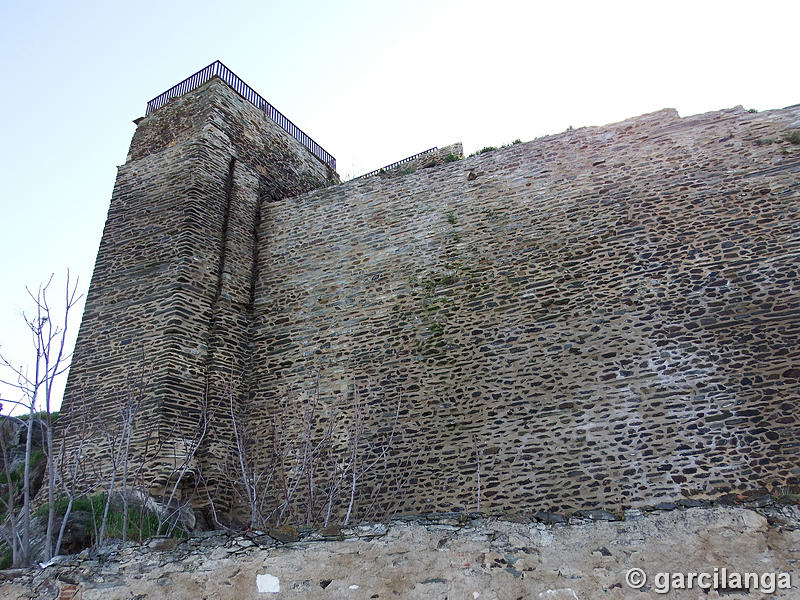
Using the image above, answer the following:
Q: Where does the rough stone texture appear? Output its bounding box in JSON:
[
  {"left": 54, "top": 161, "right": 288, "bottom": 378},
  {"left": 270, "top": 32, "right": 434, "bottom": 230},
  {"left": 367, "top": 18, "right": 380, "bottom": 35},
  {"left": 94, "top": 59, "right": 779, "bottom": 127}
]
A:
[
  {"left": 61, "top": 77, "right": 338, "bottom": 491},
  {"left": 1, "top": 507, "right": 798, "bottom": 599},
  {"left": 249, "top": 105, "right": 800, "bottom": 519},
  {"left": 61, "top": 67, "right": 800, "bottom": 525}
]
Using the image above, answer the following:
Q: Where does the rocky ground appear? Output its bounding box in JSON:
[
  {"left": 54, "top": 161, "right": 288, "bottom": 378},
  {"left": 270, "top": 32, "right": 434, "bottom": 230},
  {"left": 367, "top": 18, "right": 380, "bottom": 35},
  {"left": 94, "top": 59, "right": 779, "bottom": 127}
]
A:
[{"left": 0, "top": 504, "right": 797, "bottom": 599}]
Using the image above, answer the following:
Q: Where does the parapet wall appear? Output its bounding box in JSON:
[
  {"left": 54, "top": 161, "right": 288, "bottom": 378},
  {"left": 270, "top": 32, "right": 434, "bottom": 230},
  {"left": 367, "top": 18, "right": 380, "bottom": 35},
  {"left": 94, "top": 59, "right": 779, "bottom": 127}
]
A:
[
  {"left": 250, "top": 105, "right": 800, "bottom": 518},
  {"left": 354, "top": 143, "right": 464, "bottom": 179}
]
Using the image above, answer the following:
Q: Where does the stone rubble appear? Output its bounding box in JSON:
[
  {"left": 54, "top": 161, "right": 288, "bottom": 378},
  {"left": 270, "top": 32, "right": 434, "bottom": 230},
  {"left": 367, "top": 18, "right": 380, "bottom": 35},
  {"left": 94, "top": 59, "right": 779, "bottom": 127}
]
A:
[{"left": 1, "top": 505, "right": 798, "bottom": 599}]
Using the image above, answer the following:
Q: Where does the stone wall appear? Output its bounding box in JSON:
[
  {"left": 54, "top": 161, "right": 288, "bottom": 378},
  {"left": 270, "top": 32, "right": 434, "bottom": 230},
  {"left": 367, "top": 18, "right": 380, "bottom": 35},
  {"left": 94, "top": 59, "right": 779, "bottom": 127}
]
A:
[
  {"left": 61, "top": 77, "right": 338, "bottom": 489},
  {"left": 62, "top": 69, "right": 800, "bottom": 526},
  {"left": 2, "top": 505, "right": 798, "bottom": 599},
  {"left": 249, "top": 105, "right": 800, "bottom": 520}
]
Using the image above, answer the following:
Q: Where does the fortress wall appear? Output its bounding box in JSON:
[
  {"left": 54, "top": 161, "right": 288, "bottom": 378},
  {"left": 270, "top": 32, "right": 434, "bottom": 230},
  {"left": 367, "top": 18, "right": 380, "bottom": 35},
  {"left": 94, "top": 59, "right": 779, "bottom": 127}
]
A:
[
  {"left": 62, "top": 79, "right": 336, "bottom": 486},
  {"left": 63, "top": 72, "right": 798, "bottom": 524},
  {"left": 252, "top": 106, "right": 800, "bottom": 518}
]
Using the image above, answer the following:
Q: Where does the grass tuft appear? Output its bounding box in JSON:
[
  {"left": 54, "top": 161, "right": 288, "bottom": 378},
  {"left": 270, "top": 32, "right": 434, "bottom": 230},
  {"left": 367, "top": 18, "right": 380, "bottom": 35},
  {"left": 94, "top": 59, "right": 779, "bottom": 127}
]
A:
[
  {"left": 783, "top": 130, "right": 800, "bottom": 145},
  {"left": 34, "top": 492, "right": 186, "bottom": 543}
]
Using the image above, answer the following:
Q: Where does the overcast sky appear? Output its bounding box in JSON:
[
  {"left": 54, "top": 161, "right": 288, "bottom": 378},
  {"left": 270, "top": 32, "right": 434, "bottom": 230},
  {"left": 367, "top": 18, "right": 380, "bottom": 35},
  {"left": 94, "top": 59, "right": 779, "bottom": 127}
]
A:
[{"left": 1, "top": 0, "right": 798, "bottom": 411}]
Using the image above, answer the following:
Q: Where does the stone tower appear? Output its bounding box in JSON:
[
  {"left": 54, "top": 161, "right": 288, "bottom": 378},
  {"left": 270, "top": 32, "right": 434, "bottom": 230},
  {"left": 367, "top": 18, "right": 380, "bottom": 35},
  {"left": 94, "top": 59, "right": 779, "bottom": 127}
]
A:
[{"left": 61, "top": 62, "right": 338, "bottom": 500}]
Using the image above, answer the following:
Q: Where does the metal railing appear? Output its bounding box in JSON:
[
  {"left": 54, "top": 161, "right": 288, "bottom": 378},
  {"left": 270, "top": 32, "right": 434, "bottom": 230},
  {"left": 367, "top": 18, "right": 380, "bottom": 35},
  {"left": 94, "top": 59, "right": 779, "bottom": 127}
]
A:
[
  {"left": 145, "top": 60, "right": 336, "bottom": 171},
  {"left": 353, "top": 147, "right": 438, "bottom": 180}
]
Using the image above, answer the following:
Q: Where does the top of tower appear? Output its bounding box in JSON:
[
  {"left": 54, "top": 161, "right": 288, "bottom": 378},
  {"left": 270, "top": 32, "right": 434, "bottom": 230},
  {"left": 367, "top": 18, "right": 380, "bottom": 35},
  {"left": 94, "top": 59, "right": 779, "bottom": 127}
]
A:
[{"left": 144, "top": 60, "right": 336, "bottom": 171}]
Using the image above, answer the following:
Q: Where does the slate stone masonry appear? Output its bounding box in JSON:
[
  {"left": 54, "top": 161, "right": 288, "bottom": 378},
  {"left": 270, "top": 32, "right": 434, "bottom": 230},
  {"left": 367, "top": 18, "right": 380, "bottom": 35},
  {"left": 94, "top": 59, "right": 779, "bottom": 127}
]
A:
[
  {"left": 62, "top": 71, "right": 800, "bottom": 522},
  {"left": 248, "top": 105, "right": 800, "bottom": 517},
  {"left": 62, "top": 77, "right": 338, "bottom": 490}
]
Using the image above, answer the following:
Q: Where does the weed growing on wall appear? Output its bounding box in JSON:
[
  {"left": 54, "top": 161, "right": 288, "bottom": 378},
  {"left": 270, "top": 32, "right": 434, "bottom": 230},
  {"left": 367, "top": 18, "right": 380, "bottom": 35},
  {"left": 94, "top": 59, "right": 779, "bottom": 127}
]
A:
[
  {"left": 468, "top": 139, "right": 522, "bottom": 158},
  {"left": 784, "top": 130, "right": 800, "bottom": 144}
]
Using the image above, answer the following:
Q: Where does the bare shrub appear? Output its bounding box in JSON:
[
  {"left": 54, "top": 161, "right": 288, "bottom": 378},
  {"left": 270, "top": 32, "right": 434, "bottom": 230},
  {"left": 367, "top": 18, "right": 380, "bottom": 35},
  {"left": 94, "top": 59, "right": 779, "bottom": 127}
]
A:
[
  {"left": 220, "top": 374, "right": 413, "bottom": 530},
  {"left": 0, "top": 272, "right": 81, "bottom": 566}
]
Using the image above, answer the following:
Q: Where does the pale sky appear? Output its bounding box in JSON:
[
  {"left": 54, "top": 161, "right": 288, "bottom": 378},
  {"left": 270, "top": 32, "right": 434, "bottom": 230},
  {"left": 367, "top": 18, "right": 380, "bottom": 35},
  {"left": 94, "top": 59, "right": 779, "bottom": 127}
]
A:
[{"left": 1, "top": 0, "right": 798, "bottom": 411}]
